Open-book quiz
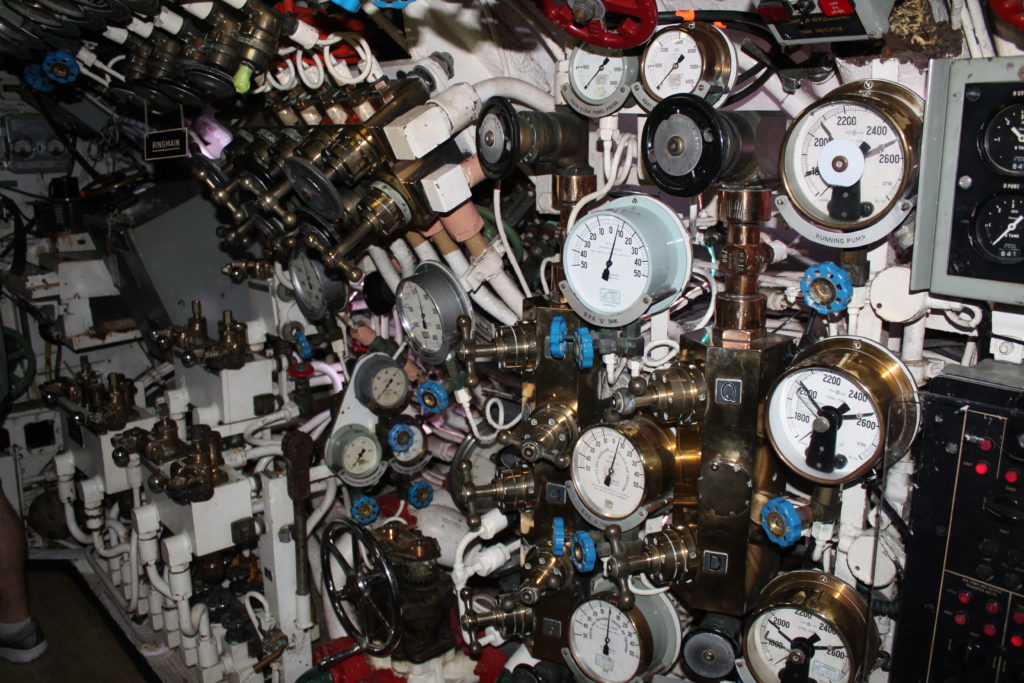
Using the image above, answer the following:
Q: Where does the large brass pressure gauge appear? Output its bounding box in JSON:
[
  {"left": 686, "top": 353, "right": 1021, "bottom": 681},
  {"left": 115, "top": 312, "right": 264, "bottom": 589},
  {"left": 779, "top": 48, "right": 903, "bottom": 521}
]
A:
[
  {"left": 742, "top": 571, "right": 879, "bottom": 683},
  {"left": 777, "top": 80, "right": 923, "bottom": 247},
  {"left": 765, "top": 337, "right": 919, "bottom": 485},
  {"left": 633, "top": 22, "right": 737, "bottom": 111},
  {"left": 568, "top": 417, "right": 675, "bottom": 530}
]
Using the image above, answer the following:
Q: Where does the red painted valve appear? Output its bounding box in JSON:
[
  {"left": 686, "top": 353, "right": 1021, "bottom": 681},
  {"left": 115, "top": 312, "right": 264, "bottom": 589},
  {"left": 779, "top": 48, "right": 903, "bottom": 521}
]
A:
[
  {"left": 539, "top": 0, "right": 658, "bottom": 49},
  {"left": 992, "top": 0, "right": 1024, "bottom": 31}
]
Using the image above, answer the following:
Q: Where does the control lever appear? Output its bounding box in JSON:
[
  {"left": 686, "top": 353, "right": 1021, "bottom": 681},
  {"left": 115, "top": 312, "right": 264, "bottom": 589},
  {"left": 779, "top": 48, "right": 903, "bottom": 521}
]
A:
[
  {"left": 460, "top": 587, "right": 534, "bottom": 657},
  {"left": 455, "top": 459, "right": 536, "bottom": 529},
  {"left": 604, "top": 525, "right": 636, "bottom": 610},
  {"left": 605, "top": 525, "right": 698, "bottom": 610}
]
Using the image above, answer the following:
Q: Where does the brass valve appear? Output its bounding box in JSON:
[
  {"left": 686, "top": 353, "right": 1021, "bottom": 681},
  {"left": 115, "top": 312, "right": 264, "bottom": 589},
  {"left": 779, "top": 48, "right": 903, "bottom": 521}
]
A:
[
  {"left": 613, "top": 362, "right": 708, "bottom": 423},
  {"left": 518, "top": 544, "right": 574, "bottom": 605},
  {"left": 508, "top": 402, "right": 577, "bottom": 468},
  {"left": 456, "top": 317, "right": 540, "bottom": 388},
  {"left": 302, "top": 233, "right": 363, "bottom": 283},
  {"left": 604, "top": 525, "right": 699, "bottom": 610},
  {"left": 222, "top": 259, "right": 274, "bottom": 284},
  {"left": 455, "top": 460, "right": 535, "bottom": 529},
  {"left": 460, "top": 587, "right": 534, "bottom": 656}
]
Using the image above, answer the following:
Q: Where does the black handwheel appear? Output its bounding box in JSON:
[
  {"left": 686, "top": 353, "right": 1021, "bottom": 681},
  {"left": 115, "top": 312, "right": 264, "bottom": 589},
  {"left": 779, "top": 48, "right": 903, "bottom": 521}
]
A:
[
  {"left": 641, "top": 93, "right": 725, "bottom": 197},
  {"left": 318, "top": 519, "right": 401, "bottom": 668},
  {"left": 2, "top": 327, "right": 35, "bottom": 402}
]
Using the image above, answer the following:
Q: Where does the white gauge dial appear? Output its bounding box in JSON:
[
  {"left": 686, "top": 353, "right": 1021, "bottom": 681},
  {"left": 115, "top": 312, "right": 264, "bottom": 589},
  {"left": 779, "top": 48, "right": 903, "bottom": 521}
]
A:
[
  {"left": 747, "top": 607, "right": 852, "bottom": 682},
  {"left": 368, "top": 365, "right": 408, "bottom": 410},
  {"left": 289, "top": 251, "right": 325, "bottom": 316},
  {"left": 641, "top": 29, "right": 704, "bottom": 101},
  {"left": 767, "top": 368, "right": 881, "bottom": 484},
  {"left": 783, "top": 102, "right": 908, "bottom": 228},
  {"left": 342, "top": 434, "right": 382, "bottom": 477},
  {"left": 571, "top": 426, "right": 646, "bottom": 520},
  {"left": 569, "top": 45, "right": 631, "bottom": 105},
  {"left": 564, "top": 214, "right": 650, "bottom": 318},
  {"left": 569, "top": 599, "right": 643, "bottom": 683},
  {"left": 397, "top": 281, "right": 444, "bottom": 355}
]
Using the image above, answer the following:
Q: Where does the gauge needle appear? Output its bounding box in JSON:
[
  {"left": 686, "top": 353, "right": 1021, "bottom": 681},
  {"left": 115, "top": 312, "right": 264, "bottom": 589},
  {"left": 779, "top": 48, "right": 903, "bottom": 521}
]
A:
[
  {"left": 864, "top": 138, "right": 897, "bottom": 157},
  {"left": 604, "top": 440, "right": 622, "bottom": 486},
  {"left": 820, "top": 122, "right": 835, "bottom": 140},
  {"left": 584, "top": 57, "right": 609, "bottom": 89},
  {"left": 1012, "top": 126, "right": 1024, "bottom": 143},
  {"left": 993, "top": 214, "right": 1024, "bottom": 246},
  {"left": 796, "top": 381, "right": 822, "bottom": 413},
  {"left": 841, "top": 412, "right": 873, "bottom": 420},
  {"left": 657, "top": 54, "right": 685, "bottom": 89},
  {"left": 603, "top": 612, "right": 612, "bottom": 656},
  {"left": 601, "top": 229, "right": 619, "bottom": 282}
]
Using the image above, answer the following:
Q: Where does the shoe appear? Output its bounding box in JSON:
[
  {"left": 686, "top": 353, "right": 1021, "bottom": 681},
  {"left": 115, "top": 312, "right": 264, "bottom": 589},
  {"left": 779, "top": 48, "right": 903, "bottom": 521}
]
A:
[{"left": 0, "top": 619, "right": 48, "bottom": 664}]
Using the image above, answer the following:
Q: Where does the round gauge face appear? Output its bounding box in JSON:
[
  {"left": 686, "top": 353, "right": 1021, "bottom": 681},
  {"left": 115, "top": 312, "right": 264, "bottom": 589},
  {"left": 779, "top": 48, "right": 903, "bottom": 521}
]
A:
[
  {"left": 341, "top": 434, "right": 382, "bottom": 477},
  {"left": 397, "top": 280, "right": 445, "bottom": 356},
  {"left": 368, "top": 365, "right": 408, "bottom": 410},
  {"left": 983, "top": 103, "right": 1024, "bottom": 176},
  {"left": 746, "top": 607, "right": 852, "bottom": 683},
  {"left": 569, "top": 45, "right": 631, "bottom": 105},
  {"left": 971, "top": 194, "right": 1024, "bottom": 265},
  {"left": 569, "top": 599, "right": 643, "bottom": 683},
  {"left": 783, "top": 101, "right": 908, "bottom": 229},
  {"left": 641, "top": 28, "right": 704, "bottom": 101},
  {"left": 289, "top": 251, "right": 325, "bottom": 318},
  {"left": 571, "top": 426, "right": 646, "bottom": 519},
  {"left": 564, "top": 214, "right": 650, "bottom": 317},
  {"left": 767, "top": 368, "right": 882, "bottom": 484},
  {"left": 390, "top": 424, "right": 426, "bottom": 463}
]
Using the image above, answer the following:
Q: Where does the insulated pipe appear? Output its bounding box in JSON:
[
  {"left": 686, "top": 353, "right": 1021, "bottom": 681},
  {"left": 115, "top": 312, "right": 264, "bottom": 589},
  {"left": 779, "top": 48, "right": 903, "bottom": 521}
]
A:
[
  {"left": 389, "top": 238, "right": 417, "bottom": 278},
  {"left": 310, "top": 362, "right": 344, "bottom": 393},
  {"left": 432, "top": 231, "right": 518, "bottom": 326},
  {"left": 367, "top": 246, "right": 402, "bottom": 293},
  {"left": 307, "top": 477, "right": 338, "bottom": 535},
  {"left": 406, "top": 230, "right": 441, "bottom": 263},
  {"left": 474, "top": 78, "right": 555, "bottom": 112}
]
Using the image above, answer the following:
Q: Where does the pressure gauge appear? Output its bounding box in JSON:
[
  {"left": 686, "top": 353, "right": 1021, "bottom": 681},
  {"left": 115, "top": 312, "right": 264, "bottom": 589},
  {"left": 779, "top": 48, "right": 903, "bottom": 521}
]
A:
[
  {"left": 765, "top": 337, "right": 919, "bottom": 485},
  {"left": 326, "top": 423, "right": 387, "bottom": 487},
  {"left": 567, "top": 597, "right": 650, "bottom": 683},
  {"left": 564, "top": 43, "right": 638, "bottom": 118},
  {"left": 396, "top": 261, "right": 473, "bottom": 364},
  {"left": 560, "top": 195, "right": 692, "bottom": 328},
  {"left": 971, "top": 194, "right": 1024, "bottom": 265},
  {"left": 287, "top": 249, "right": 349, "bottom": 321},
  {"left": 778, "top": 80, "right": 923, "bottom": 247},
  {"left": 982, "top": 103, "right": 1024, "bottom": 175},
  {"left": 353, "top": 353, "right": 410, "bottom": 413},
  {"left": 635, "top": 23, "right": 736, "bottom": 110},
  {"left": 568, "top": 417, "right": 674, "bottom": 529},
  {"left": 742, "top": 571, "right": 878, "bottom": 683}
]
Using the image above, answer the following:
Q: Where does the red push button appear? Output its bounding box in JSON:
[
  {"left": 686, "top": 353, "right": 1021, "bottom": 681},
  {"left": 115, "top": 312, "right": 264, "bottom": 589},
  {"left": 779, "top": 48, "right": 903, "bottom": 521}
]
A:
[
  {"left": 980, "top": 438, "right": 994, "bottom": 451},
  {"left": 757, "top": 1, "right": 792, "bottom": 22},
  {"left": 987, "top": 601, "right": 1001, "bottom": 614},
  {"left": 818, "top": 0, "right": 854, "bottom": 15},
  {"left": 984, "top": 623, "right": 998, "bottom": 637},
  {"left": 955, "top": 613, "right": 969, "bottom": 626},
  {"left": 958, "top": 591, "right": 972, "bottom": 604},
  {"left": 976, "top": 461, "right": 991, "bottom": 475},
  {"left": 1013, "top": 635, "right": 1024, "bottom": 648},
  {"left": 1014, "top": 611, "right": 1024, "bottom": 625},
  {"left": 1008, "top": 470, "right": 1020, "bottom": 484}
]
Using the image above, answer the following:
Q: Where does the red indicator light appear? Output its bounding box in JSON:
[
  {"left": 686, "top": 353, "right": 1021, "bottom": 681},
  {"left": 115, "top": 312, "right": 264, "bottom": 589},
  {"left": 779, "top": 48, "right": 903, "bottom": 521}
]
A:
[
  {"left": 954, "top": 613, "right": 969, "bottom": 626},
  {"left": 1012, "top": 635, "right": 1024, "bottom": 647},
  {"left": 984, "top": 623, "right": 998, "bottom": 636},
  {"left": 1014, "top": 611, "right": 1024, "bottom": 625},
  {"left": 976, "top": 462, "right": 990, "bottom": 475},
  {"left": 980, "top": 438, "right": 994, "bottom": 451},
  {"left": 987, "top": 601, "right": 1001, "bottom": 614},
  {"left": 1008, "top": 470, "right": 1020, "bottom": 484},
  {"left": 958, "top": 591, "right": 972, "bottom": 604}
]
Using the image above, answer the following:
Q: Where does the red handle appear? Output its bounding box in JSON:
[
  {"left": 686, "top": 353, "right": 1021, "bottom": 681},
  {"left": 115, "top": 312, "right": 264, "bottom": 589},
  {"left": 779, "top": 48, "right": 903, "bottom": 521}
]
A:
[
  {"left": 991, "top": 0, "right": 1024, "bottom": 31},
  {"left": 539, "top": 0, "right": 657, "bottom": 49}
]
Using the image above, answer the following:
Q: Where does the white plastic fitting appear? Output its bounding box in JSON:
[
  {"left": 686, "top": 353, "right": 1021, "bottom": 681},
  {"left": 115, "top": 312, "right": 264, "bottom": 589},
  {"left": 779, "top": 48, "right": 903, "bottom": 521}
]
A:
[{"left": 477, "top": 507, "right": 510, "bottom": 540}]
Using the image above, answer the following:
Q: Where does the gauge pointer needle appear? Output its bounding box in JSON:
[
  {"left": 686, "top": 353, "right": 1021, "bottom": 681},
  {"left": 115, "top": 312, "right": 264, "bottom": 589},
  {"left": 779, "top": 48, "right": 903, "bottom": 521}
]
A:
[
  {"left": 604, "top": 440, "right": 622, "bottom": 486},
  {"left": 993, "top": 214, "right": 1024, "bottom": 246},
  {"left": 584, "top": 58, "right": 609, "bottom": 89},
  {"left": 602, "top": 612, "right": 612, "bottom": 656},
  {"left": 864, "top": 138, "right": 897, "bottom": 158},
  {"left": 1012, "top": 126, "right": 1024, "bottom": 143},
  {"left": 657, "top": 54, "right": 685, "bottom": 89},
  {"left": 796, "top": 381, "right": 822, "bottom": 413},
  {"left": 805, "top": 402, "right": 849, "bottom": 473},
  {"left": 601, "top": 229, "right": 619, "bottom": 282}
]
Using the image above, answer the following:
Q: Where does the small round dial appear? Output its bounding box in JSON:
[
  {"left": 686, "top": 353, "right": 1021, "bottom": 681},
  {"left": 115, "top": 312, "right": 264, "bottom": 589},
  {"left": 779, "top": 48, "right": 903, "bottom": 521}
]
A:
[
  {"left": 368, "top": 365, "right": 408, "bottom": 410},
  {"left": 398, "top": 281, "right": 444, "bottom": 355},
  {"left": 571, "top": 426, "right": 647, "bottom": 520},
  {"left": 971, "top": 194, "right": 1024, "bottom": 265},
  {"left": 568, "top": 599, "right": 645, "bottom": 683},
  {"left": 746, "top": 606, "right": 851, "bottom": 682},
  {"left": 983, "top": 103, "right": 1024, "bottom": 176},
  {"left": 568, "top": 44, "right": 635, "bottom": 106},
  {"left": 342, "top": 434, "right": 383, "bottom": 477},
  {"left": 326, "top": 424, "right": 388, "bottom": 486},
  {"left": 395, "top": 261, "right": 473, "bottom": 364},
  {"left": 641, "top": 27, "right": 705, "bottom": 101},
  {"left": 289, "top": 251, "right": 325, "bottom": 318},
  {"left": 565, "top": 214, "right": 649, "bottom": 317}
]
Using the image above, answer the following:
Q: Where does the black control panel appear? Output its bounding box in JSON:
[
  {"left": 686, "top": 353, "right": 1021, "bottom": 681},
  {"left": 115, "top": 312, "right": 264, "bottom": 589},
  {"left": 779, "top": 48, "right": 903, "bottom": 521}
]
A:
[{"left": 893, "top": 362, "right": 1024, "bottom": 681}]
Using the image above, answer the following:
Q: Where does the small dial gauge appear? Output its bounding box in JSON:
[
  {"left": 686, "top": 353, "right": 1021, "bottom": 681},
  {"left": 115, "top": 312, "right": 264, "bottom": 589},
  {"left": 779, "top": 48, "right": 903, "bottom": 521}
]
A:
[
  {"left": 565, "top": 215, "right": 649, "bottom": 318},
  {"left": 395, "top": 261, "right": 473, "bottom": 364},
  {"left": 641, "top": 28, "right": 705, "bottom": 101},
  {"left": 568, "top": 44, "right": 636, "bottom": 106},
  {"left": 398, "top": 281, "right": 444, "bottom": 355},
  {"left": 354, "top": 354, "right": 410, "bottom": 412},
  {"left": 983, "top": 103, "right": 1024, "bottom": 175},
  {"left": 568, "top": 599, "right": 646, "bottom": 683},
  {"left": 326, "top": 424, "right": 387, "bottom": 486},
  {"left": 342, "top": 434, "right": 383, "bottom": 477},
  {"left": 971, "top": 194, "right": 1024, "bottom": 265},
  {"left": 288, "top": 248, "right": 349, "bottom": 322},
  {"left": 571, "top": 426, "right": 647, "bottom": 520},
  {"left": 747, "top": 606, "right": 852, "bottom": 682}
]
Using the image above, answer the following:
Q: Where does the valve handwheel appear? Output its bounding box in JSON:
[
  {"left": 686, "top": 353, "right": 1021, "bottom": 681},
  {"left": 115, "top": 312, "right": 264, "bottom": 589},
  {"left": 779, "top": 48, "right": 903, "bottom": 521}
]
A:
[
  {"left": 992, "top": 1, "right": 1024, "bottom": 31},
  {"left": 318, "top": 519, "right": 401, "bottom": 668},
  {"left": 539, "top": 0, "right": 657, "bottom": 49}
]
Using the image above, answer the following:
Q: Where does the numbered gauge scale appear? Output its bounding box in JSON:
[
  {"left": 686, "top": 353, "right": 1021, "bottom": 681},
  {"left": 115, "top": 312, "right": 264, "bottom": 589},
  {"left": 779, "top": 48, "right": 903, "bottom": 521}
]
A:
[
  {"left": 568, "top": 417, "right": 675, "bottom": 530},
  {"left": 563, "top": 42, "right": 639, "bottom": 118},
  {"left": 765, "top": 337, "right": 920, "bottom": 485},
  {"left": 287, "top": 249, "right": 349, "bottom": 322},
  {"left": 560, "top": 195, "right": 692, "bottom": 328},
  {"left": 353, "top": 352, "right": 410, "bottom": 413},
  {"left": 742, "top": 571, "right": 879, "bottom": 683},
  {"left": 633, "top": 22, "right": 737, "bottom": 111},
  {"left": 326, "top": 423, "right": 388, "bottom": 487},
  {"left": 776, "top": 80, "right": 923, "bottom": 247},
  {"left": 396, "top": 261, "right": 473, "bottom": 364}
]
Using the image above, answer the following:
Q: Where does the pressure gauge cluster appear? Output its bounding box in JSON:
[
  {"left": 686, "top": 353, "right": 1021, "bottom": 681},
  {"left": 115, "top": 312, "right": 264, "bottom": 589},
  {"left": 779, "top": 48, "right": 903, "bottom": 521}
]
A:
[
  {"left": 568, "top": 417, "right": 675, "bottom": 529},
  {"left": 765, "top": 337, "right": 919, "bottom": 485},
  {"left": 633, "top": 22, "right": 737, "bottom": 111},
  {"left": 353, "top": 353, "right": 410, "bottom": 413},
  {"left": 742, "top": 571, "right": 879, "bottom": 683},
  {"left": 396, "top": 261, "right": 473, "bottom": 364},
  {"left": 563, "top": 43, "right": 639, "bottom": 118},
  {"left": 560, "top": 195, "right": 692, "bottom": 328},
  {"left": 777, "top": 80, "right": 923, "bottom": 247}
]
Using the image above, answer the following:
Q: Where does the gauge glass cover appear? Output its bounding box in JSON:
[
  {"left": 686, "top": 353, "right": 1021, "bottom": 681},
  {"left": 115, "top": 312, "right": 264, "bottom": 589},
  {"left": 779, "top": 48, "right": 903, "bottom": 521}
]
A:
[
  {"left": 642, "top": 29, "right": 704, "bottom": 101},
  {"left": 397, "top": 281, "right": 445, "bottom": 355},
  {"left": 342, "top": 434, "right": 382, "bottom": 477},
  {"left": 569, "top": 599, "right": 643, "bottom": 683},
  {"left": 369, "top": 365, "right": 409, "bottom": 410},
  {"left": 971, "top": 194, "right": 1024, "bottom": 264},
  {"left": 569, "top": 45, "right": 631, "bottom": 105},
  {"left": 747, "top": 607, "right": 851, "bottom": 682},
  {"left": 564, "top": 214, "right": 650, "bottom": 318},
  {"left": 983, "top": 103, "right": 1024, "bottom": 176},
  {"left": 571, "top": 426, "right": 646, "bottom": 519}
]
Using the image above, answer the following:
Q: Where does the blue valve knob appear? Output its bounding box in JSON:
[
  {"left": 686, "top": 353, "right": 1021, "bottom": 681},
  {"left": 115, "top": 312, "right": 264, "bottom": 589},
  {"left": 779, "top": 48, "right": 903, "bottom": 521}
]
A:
[
  {"left": 416, "top": 381, "right": 448, "bottom": 414},
  {"left": 351, "top": 495, "right": 379, "bottom": 525},
  {"left": 761, "top": 497, "right": 804, "bottom": 548},
  {"left": 388, "top": 424, "right": 415, "bottom": 452},
  {"left": 329, "top": 0, "right": 362, "bottom": 10},
  {"left": 407, "top": 481, "right": 433, "bottom": 509},
  {"left": 800, "top": 262, "right": 853, "bottom": 315},
  {"left": 42, "top": 52, "right": 80, "bottom": 84},
  {"left": 574, "top": 328, "right": 594, "bottom": 369},
  {"left": 23, "top": 64, "right": 55, "bottom": 92},
  {"left": 371, "top": 0, "right": 413, "bottom": 7},
  {"left": 294, "top": 331, "right": 312, "bottom": 360},
  {"left": 549, "top": 316, "right": 568, "bottom": 359},
  {"left": 552, "top": 518, "right": 566, "bottom": 556},
  {"left": 570, "top": 531, "right": 597, "bottom": 572}
]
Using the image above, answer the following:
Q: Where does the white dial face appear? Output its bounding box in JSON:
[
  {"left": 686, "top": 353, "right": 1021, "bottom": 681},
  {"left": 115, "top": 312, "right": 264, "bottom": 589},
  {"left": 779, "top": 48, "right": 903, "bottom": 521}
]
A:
[
  {"left": 747, "top": 607, "right": 852, "bottom": 682},
  {"left": 569, "top": 45, "right": 630, "bottom": 105},
  {"left": 571, "top": 426, "right": 646, "bottom": 519},
  {"left": 569, "top": 600, "right": 643, "bottom": 683},
  {"left": 767, "top": 369, "right": 881, "bottom": 484},
  {"left": 564, "top": 214, "right": 650, "bottom": 316},
  {"left": 397, "top": 281, "right": 445, "bottom": 355},
  {"left": 784, "top": 102, "right": 907, "bottom": 227},
  {"left": 642, "top": 29, "right": 704, "bottom": 100},
  {"left": 391, "top": 425, "right": 425, "bottom": 463},
  {"left": 289, "top": 252, "right": 324, "bottom": 313},
  {"left": 369, "top": 366, "right": 408, "bottom": 409},
  {"left": 342, "top": 435, "right": 382, "bottom": 476}
]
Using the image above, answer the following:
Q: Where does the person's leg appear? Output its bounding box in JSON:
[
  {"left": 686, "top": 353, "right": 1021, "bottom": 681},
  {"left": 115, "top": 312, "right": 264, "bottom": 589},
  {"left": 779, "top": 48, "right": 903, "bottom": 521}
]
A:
[{"left": 0, "top": 485, "right": 46, "bottom": 664}]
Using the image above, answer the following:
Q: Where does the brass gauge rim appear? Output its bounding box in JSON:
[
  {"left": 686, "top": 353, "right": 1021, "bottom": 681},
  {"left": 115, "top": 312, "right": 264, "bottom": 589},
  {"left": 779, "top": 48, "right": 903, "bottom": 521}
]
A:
[
  {"left": 779, "top": 80, "right": 923, "bottom": 231},
  {"left": 765, "top": 336, "right": 920, "bottom": 485},
  {"left": 742, "top": 570, "right": 879, "bottom": 683},
  {"left": 567, "top": 44, "right": 639, "bottom": 107},
  {"left": 568, "top": 592, "right": 654, "bottom": 683},
  {"left": 639, "top": 22, "right": 734, "bottom": 103}
]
